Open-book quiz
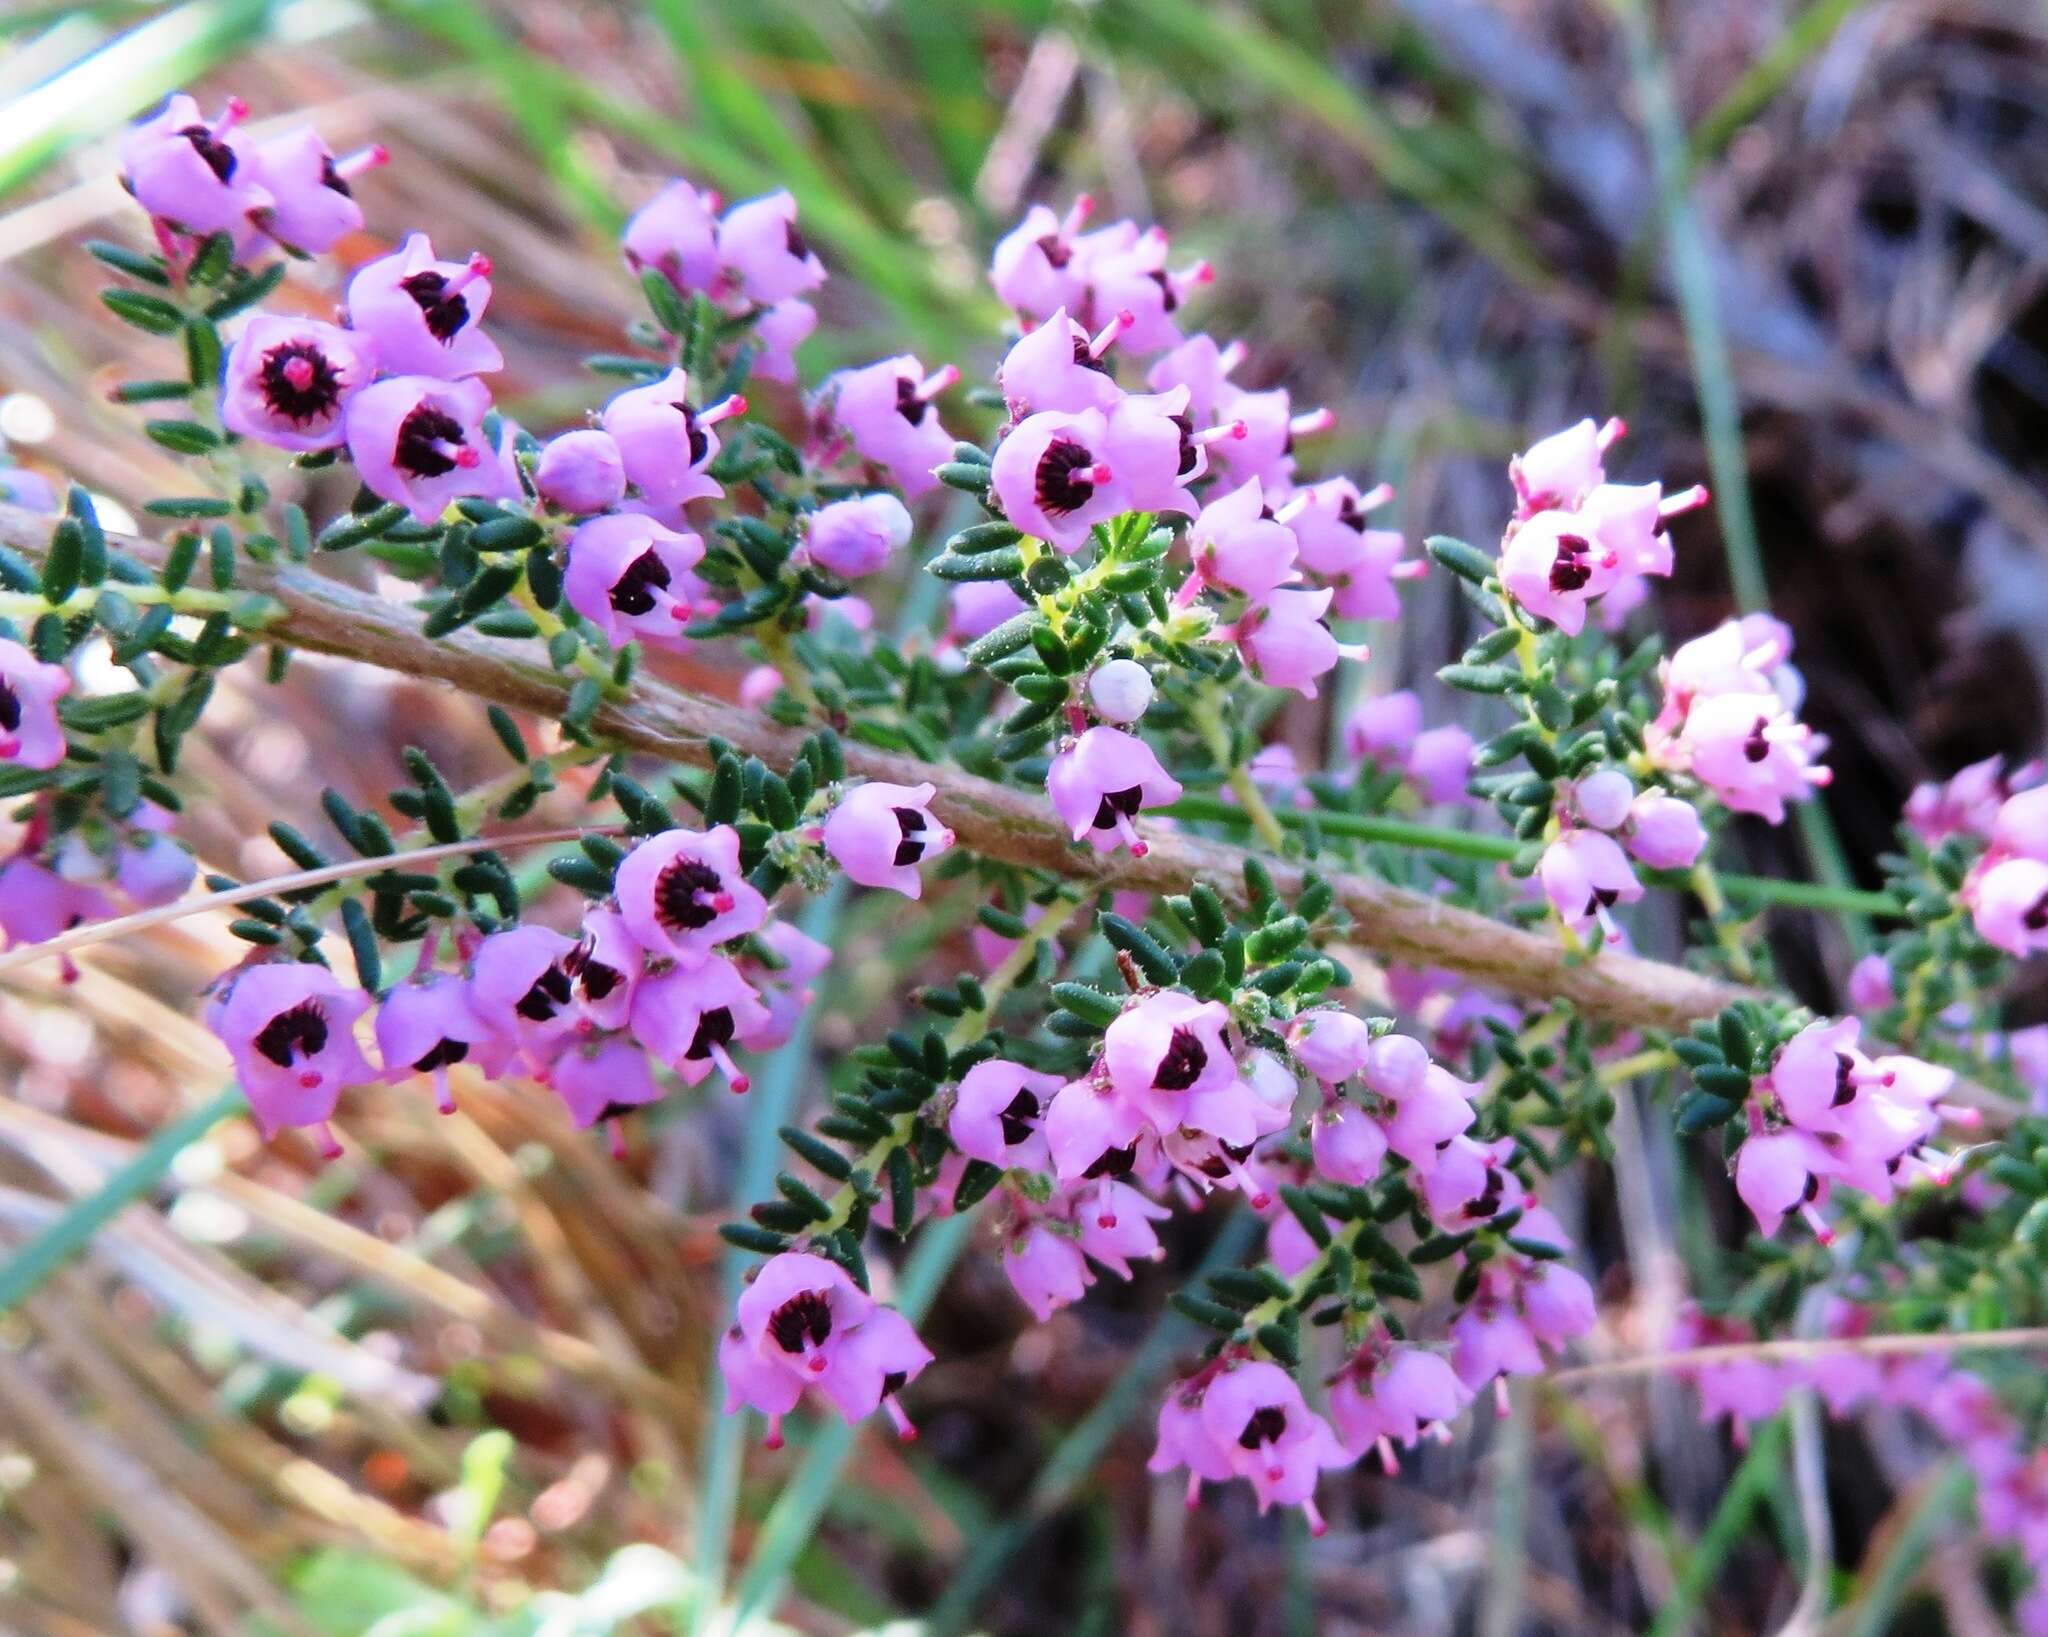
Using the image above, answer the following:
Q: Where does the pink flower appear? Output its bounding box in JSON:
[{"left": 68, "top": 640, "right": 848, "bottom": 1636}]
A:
[
  {"left": 1380, "top": 1065, "right": 1478, "bottom": 1167},
  {"left": 0, "top": 468, "right": 58, "bottom": 512},
  {"left": 535, "top": 429, "right": 626, "bottom": 515},
  {"left": 550, "top": 1035, "right": 664, "bottom": 1134},
  {"left": 219, "top": 315, "right": 376, "bottom": 454},
  {"left": 1576, "top": 479, "right": 1705, "bottom": 579},
  {"left": 1847, "top": 953, "right": 1894, "bottom": 1012},
  {"left": 1678, "top": 692, "right": 1830, "bottom": 824},
  {"left": 622, "top": 179, "right": 720, "bottom": 293},
  {"left": 1509, "top": 416, "right": 1620, "bottom": 514},
  {"left": 345, "top": 374, "right": 516, "bottom": 525},
  {"left": 1153, "top": 1362, "right": 1347, "bottom": 1530},
  {"left": 1071, "top": 1178, "right": 1172, "bottom": 1277},
  {"left": 563, "top": 513, "right": 706, "bottom": 648},
  {"left": 1234, "top": 586, "right": 1353, "bottom": 699},
  {"left": 1622, "top": 792, "right": 1706, "bottom": 869},
  {"left": 1183, "top": 478, "right": 1298, "bottom": 602},
  {"left": 997, "top": 308, "right": 1126, "bottom": 420},
  {"left": 1538, "top": 829, "right": 1642, "bottom": 938},
  {"left": 0, "top": 856, "right": 108, "bottom": 946},
  {"left": 1100, "top": 389, "right": 1202, "bottom": 520},
  {"left": 1904, "top": 755, "right": 2030, "bottom": 846},
  {"left": 1360, "top": 1032, "right": 1431, "bottom": 1101},
  {"left": 1104, "top": 991, "right": 1236, "bottom": 1118},
  {"left": 815, "top": 356, "right": 956, "bottom": 499},
  {"left": 802, "top": 494, "right": 912, "bottom": 580},
  {"left": 1969, "top": 857, "right": 2048, "bottom": 958},
  {"left": 1146, "top": 332, "right": 1245, "bottom": 427},
  {"left": 615, "top": 827, "right": 766, "bottom": 966},
  {"left": 1285, "top": 1008, "right": 1376, "bottom": 1085},
  {"left": 243, "top": 127, "right": 383, "bottom": 254},
  {"left": 630, "top": 955, "right": 768, "bottom": 1093},
  {"left": 375, "top": 970, "right": 491, "bottom": 1114},
  {"left": 1004, "top": 1220, "right": 1094, "bottom": 1320},
  {"left": 727, "top": 1252, "right": 931, "bottom": 1444},
  {"left": 1330, "top": 1344, "right": 1472, "bottom": 1464},
  {"left": 948, "top": 1058, "right": 1063, "bottom": 1172},
  {"left": 1074, "top": 222, "right": 1208, "bottom": 352},
  {"left": 1573, "top": 769, "right": 1634, "bottom": 831},
  {"left": 1450, "top": 1300, "right": 1546, "bottom": 1391},
  {"left": 751, "top": 299, "right": 817, "bottom": 383},
  {"left": 989, "top": 198, "right": 1094, "bottom": 322},
  {"left": 1044, "top": 1077, "right": 1150, "bottom": 1183},
  {"left": 1734, "top": 1129, "right": 1834, "bottom": 1239},
  {"left": 1046, "top": 726, "right": 1182, "bottom": 855},
  {"left": 344, "top": 233, "right": 501, "bottom": 379},
  {"left": 120, "top": 95, "right": 267, "bottom": 245},
  {"left": 947, "top": 581, "right": 1028, "bottom": 644},
  {"left": 600, "top": 368, "right": 742, "bottom": 511},
  {"left": 114, "top": 830, "right": 196, "bottom": 908},
  {"left": 469, "top": 924, "right": 583, "bottom": 1064},
  {"left": 209, "top": 961, "right": 376, "bottom": 1147},
  {"left": 1994, "top": 786, "right": 2048, "bottom": 862},
  {"left": 1345, "top": 690, "right": 1421, "bottom": 764},
  {"left": 822, "top": 780, "right": 954, "bottom": 898},
  {"left": 1406, "top": 727, "right": 1476, "bottom": 806},
  {"left": 1499, "top": 510, "right": 1621, "bottom": 635},
  {"left": 989, "top": 407, "right": 1119, "bottom": 552},
  {"left": 0, "top": 640, "right": 71, "bottom": 770},
  {"left": 1208, "top": 386, "right": 1319, "bottom": 493},
  {"left": 715, "top": 191, "right": 826, "bottom": 306},
  {"left": 1312, "top": 1101, "right": 1388, "bottom": 1184},
  {"left": 1280, "top": 478, "right": 1416, "bottom": 620},
  {"left": 734, "top": 920, "right": 832, "bottom": 1051}
]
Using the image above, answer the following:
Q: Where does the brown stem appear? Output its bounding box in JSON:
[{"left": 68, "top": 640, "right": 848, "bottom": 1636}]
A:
[{"left": 0, "top": 502, "right": 1816, "bottom": 1034}]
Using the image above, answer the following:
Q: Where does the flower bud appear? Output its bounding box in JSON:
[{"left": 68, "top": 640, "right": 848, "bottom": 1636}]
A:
[{"left": 1088, "top": 658, "right": 1153, "bottom": 724}]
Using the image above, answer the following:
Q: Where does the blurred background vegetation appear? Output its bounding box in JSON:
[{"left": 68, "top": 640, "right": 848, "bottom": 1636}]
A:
[{"left": 1, "top": 0, "right": 2046, "bottom": 1632}]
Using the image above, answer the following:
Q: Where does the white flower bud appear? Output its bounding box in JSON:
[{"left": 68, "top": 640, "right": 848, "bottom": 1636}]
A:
[
  {"left": 1088, "top": 658, "right": 1154, "bottom": 724},
  {"left": 1575, "top": 769, "right": 1635, "bottom": 831}
]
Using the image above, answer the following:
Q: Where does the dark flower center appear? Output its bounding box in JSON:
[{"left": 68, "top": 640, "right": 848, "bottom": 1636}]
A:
[
  {"left": 257, "top": 341, "right": 343, "bottom": 424},
  {"left": 1147, "top": 267, "right": 1179, "bottom": 313},
  {"left": 2028, "top": 893, "right": 2048, "bottom": 933},
  {"left": 1833, "top": 1051, "right": 1859, "bottom": 1107},
  {"left": 1238, "top": 1405, "right": 1288, "bottom": 1448},
  {"left": 894, "top": 374, "right": 930, "bottom": 426},
  {"left": 177, "top": 125, "right": 237, "bottom": 183},
  {"left": 666, "top": 401, "right": 710, "bottom": 465},
  {"left": 1547, "top": 532, "right": 1593, "bottom": 594},
  {"left": 394, "top": 403, "right": 467, "bottom": 478},
  {"left": 1336, "top": 495, "right": 1370, "bottom": 532},
  {"left": 1035, "top": 436, "right": 1101, "bottom": 515},
  {"left": 892, "top": 806, "right": 932, "bottom": 867},
  {"left": 655, "top": 857, "right": 726, "bottom": 931},
  {"left": 1083, "top": 1140, "right": 1138, "bottom": 1179},
  {"left": 515, "top": 963, "right": 573, "bottom": 1021},
  {"left": 1070, "top": 334, "right": 1112, "bottom": 377},
  {"left": 768, "top": 1288, "right": 833, "bottom": 1352},
  {"left": 609, "top": 548, "right": 673, "bottom": 617},
  {"left": 412, "top": 1037, "right": 470, "bottom": 1071},
  {"left": 0, "top": 683, "right": 20, "bottom": 735},
  {"left": 1035, "top": 233, "right": 1072, "bottom": 270},
  {"left": 1743, "top": 718, "right": 1772, "bottom": 764},
  {"left": 1153, "top": 1025, "right": 1208, "bottom": 1091},
  {"left": 1089, "top": 784, "right": 1145, "bottom": 831},
  {"left": 686, "top": 1006, "right": 735, "bottom": 1060},
  {"left": 253, "top": 997, "right": 328, "bottom": 1067},
  {"left": 784, "top": 220, "right": 813, "bottom": 263},
  {"left": 564, "top": 938, "right": 622, "bottom": 1002},
  {"left": 319, "top": 153, "right": 353, "bottom": 197},
  {"left": 998, "top": 1089, "right": 1041, "bottom": 1146},
  {"left": 1170, "top": 413, "right": 1199, "bottom": 477},
  {"left": 398, "top": 269, "right": 471, "bottom": 342},
  {"left": 1464, "top": 1168, "right": 1505, "bottom": 1219},
  {"left": 881, "top": 1369, "right": 908, "bottom": 1396}
]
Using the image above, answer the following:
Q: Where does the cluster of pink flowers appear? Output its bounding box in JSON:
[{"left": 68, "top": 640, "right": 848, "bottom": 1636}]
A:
[
  {"left": 0, "top": 801, "right": 196, "bottom": 958},
  {"left": 1676, "top": 1304, "right": 2048, "bottom": 1631},
  {"left": 208, "top": 787, "right": 956, "bottom": 1155},
  {"left": 719, "top": 1251, "right": 932, "bottom": 1449},
  {"left": 1731, "top": 1015, "right": 1965, "bottom": 1240},
  {"left": 1537, "top": 768, "right": 1709, "bottom": 939},
  {"left": 119, "top": 93, "right": 387, "bottom": 261},
  {"left": 622, "top": 181, "right": 823, "bottom": 382},
  {"left": 1497, "top": 417, "right": 1704, "bottom": 635},
  {"left": 1342, "top": 691, "right": 1476, "bottom": 808},
  {"left": 1960, "top": 785, "right": 2048, "bottom": 959},
  {"left": 1646, "top": 614, "right": 1830, "bottom": 825}
]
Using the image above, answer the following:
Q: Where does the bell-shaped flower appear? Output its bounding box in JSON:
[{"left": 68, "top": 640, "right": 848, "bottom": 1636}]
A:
[
  {"left": 614, "top": 826, "right": 766, "bottom": 966},
  {"left": 802, "top": 493, "right": 913, "bottom": 580},
  {"left": 948, "top": 1058, "right": 1063, "bottom": 1173},
  {"left": 997, "top": 308, "right": 1126, "bottom": 420},
  {"left": 1233, "top": 587, "right": 1354, "bottom": 699},
  {"left": 1104, "top": 991, "right": 1235, "bottom": 1122},
  {"left": 220, "top": 315, "right": 377, "bottom": 453},
  {"left": 345, "top": 374, "right": 516, "bottom": 525},
  {"left": 1003, "top": 1219, "right": 1094, "bottom": 1320},
  {"left": 535, "top": 429, "right": 626, "bottom": 516},
  {"left": 244, "top": 127, "right": 383, "bottom": 254},
  {"left": 622, "top": 178, "right": 720, "bottom": 294},
  {"left": 814, "top": 355, "right": 956, "bottom": 499},
  {"left": 715, "top": 190, "right": 826, "bottom": 306},
  {"left": 345, "top": 233, "right": 501, "bottom": 378},
  {"left": 0, "top": 640, "right": 71, "bottom": 771},
  {"left": 821, "top": 779, "right": 953, "bottom": 898},
  {"left": 120, "top": 95, "right": 267, "bottom": 244},
  {"left": 600, "top": 368, "right": 741, "bottom": 511},
  {"left": 630, "top": 955, "right": 769, "bottom": 1094},
  {"left": 1046, "top": 725, "right": 1182, "bottom": 855},
  {"left": 563, "top": 513, "right": 706, "bottom": 649},
  {"left": 210, "top": 961, "right": 375, "bottom": 1149},
  {"left": 375, "top": 970, "right": 491, "bottom": 1114}
]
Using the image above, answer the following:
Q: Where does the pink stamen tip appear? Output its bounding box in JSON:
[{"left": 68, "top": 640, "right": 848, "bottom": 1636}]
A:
[
  {"left": 1357, "top": 481, "right": 1396, "bottom": 510},
  {"left": 1249, "top": 1192, "right": 1272, "bottom": 1210},
  {"left": 1097, "top": 1213, "right": 1117, "bottom": 1229},
  {"left": 897, "top": 1423, "right": 918, "bottom": 1443},
  {"left": 454, "top": 446, "right": 481, "bottom": 469},
  {"left": 1303, "top": 1500, "right": 1328, "bottom": 1537},
  {"left": 367, "top": 143, "right": 391, "bottom": 167},
  {"left": 1597, "top": 416, "right": 1628, "bottom": 451},
  {"left": 1063, "top": 195, "right": 1095, "bottom": 236},
  {"left": 1378, "top": 1435, "right": 1401, "bottom": 1474},
  {"left": 608, "top": 1120, "right": 628, "bottom": 1161},
  {"left": 215, "top": 98, "right": 249, "bottom": 132},
  {"left": 1659, "top": 484, "right": 1710, "bottom": 518},
  {"left": 709, "top": 891, "right": 736, "bottom": 914},
  {"left": 806, "top": 1354, "right": 828, "bottom": 1374},
  {"left": 1392, "top": 560, "right": 1428, "bottom": 580},
  {"left": 1218, "top": 340, "right": 1248, "bottom": 372},
  {"left": 918, "top": 365, "right": 961, "bottom": 399},
  {"left": 1289, "top": 408, "right": 1336, "bottom": 436},
  {"left": 467, "top": 252, "right": 493, "bottom": 277},
  {"left": 730, "top": 1076, "right": 751, "bottom": 1095},
  {"left": 763, "top": 1428, "right": 784, "bottom": 1451},
  {"left": 1186, "top": 260, "right": 1215, "bottom": 285},
  {"left": 315, "top": 1122, "right": 342, "bottom": 1161},
  {"left": 282, "top": 357, "right": 316, "bottom": 389},
  {"left": 1087, "top": 462, "right": 1114, "bottom": 485},
  {"left": 298, "top": 1070, "right": 323, "bottom": 1089}
]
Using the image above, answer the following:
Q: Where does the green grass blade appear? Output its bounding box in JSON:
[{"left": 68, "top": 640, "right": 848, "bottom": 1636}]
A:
[
  {"left": 0, "top": 1083, "right": 246, "bottom": 1315},
  {"left": 1645, "top": 1415, "right": 1789, "bottom": 1637},
  {"left": 1689, "top": 0, "right": 1868, "bottom": 167}
]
